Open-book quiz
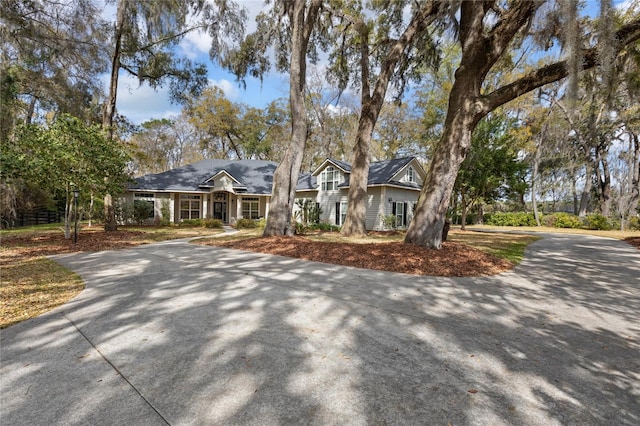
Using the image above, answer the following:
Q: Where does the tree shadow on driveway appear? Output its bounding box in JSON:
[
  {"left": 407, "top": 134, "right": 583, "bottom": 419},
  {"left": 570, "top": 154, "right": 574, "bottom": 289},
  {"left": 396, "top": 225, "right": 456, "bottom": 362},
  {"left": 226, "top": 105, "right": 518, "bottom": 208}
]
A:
[{"left": 1, "top": 233, "right": 638, "bottom": 425}]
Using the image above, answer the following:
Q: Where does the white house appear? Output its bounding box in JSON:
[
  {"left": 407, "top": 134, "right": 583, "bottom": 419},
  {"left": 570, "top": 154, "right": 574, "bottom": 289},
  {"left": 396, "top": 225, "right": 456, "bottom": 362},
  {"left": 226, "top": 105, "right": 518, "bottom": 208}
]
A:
[{"left": 125, "top": 156, "right": 426, "bottom": 230}]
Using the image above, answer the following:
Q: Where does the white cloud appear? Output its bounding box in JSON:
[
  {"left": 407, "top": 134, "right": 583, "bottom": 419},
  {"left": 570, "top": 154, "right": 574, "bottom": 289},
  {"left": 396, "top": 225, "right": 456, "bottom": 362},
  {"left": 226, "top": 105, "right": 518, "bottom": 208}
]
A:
[
  {"left": 180, "top": 28, "right": 213, "bottom": 59},
  {"left": 110, "top": 74, "right": 181, "bottom": 125},
  {"left": 208, "top": 78, "right": 240, "bottom": 100}
]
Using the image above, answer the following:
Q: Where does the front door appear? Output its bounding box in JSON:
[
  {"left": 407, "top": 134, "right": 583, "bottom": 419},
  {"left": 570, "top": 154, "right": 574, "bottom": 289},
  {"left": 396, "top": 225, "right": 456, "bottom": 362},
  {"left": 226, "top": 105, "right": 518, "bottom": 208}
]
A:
[{"left": 213, "top": 202, "right": 227, "bottom": 222}]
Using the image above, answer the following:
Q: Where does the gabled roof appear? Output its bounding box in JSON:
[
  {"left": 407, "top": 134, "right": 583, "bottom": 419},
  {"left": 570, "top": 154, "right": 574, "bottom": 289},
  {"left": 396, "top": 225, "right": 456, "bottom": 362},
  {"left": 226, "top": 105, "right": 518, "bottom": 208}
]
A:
[
  {"left": 368, "top": 157, "right": 416, "bottom": 185},
  {"left": 311, "top": 158, "right": 352, "bottom": 176},
  {"left": 299, "top": 156, "right": 422, "bottom": 190},
  {"left": 129, "top": 159, "right": 277, "bottom": 194}
]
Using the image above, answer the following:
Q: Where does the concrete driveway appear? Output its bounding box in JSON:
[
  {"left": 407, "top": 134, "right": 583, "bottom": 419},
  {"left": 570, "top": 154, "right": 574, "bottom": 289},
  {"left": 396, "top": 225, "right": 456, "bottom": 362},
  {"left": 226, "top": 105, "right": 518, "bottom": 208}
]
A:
[{"left": 1, "top": 233, "right": 639, "bottom": 425}]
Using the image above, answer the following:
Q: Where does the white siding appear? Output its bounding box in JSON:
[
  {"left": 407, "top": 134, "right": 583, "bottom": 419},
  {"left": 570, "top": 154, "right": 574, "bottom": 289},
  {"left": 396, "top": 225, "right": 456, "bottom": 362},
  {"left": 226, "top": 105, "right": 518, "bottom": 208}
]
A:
[
  {"left": 315, "top": 189, "right": 348, "bottom": 225},
  {"left": 384, "top": 187, "right": 421, "bottom": 229},
  {"left": 365, "top": 187, "right": 384, "bottom": 230}
]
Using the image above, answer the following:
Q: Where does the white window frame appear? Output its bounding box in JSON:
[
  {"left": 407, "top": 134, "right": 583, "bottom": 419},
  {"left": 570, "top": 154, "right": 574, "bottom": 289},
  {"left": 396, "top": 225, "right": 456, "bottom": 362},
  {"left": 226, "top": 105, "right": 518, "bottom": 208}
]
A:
[
  {"left": 180, "top": 194, "right": 201, "bottom": 220},
  {"left": 321, "top": 166, "right": 340, "bottom": 191},
  {"left": 242, "top": 197, "right": 260, "bottom": 219},
  {"left": 407, "top": 167, "right": 415, "bottom": 183},
  {"left": 394, "top": 201, "right": 406, "bottom": 228}
]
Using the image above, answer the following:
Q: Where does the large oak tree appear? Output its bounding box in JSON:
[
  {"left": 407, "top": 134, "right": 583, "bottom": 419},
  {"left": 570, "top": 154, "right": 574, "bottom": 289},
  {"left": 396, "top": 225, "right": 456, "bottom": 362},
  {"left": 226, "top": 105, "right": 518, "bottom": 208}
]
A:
[{"left": 405, "top": 0, "right": 640, "bottom": 248}]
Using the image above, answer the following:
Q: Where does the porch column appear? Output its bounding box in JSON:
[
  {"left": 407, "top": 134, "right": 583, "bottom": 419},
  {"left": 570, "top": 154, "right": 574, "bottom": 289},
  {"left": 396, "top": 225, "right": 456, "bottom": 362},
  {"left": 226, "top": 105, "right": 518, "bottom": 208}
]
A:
[
  {"left": 169, "top": 193, "right": 175, "bottom": 223},
  {"left": 202, "top": 193, "right": 209, "bottom": 219}
]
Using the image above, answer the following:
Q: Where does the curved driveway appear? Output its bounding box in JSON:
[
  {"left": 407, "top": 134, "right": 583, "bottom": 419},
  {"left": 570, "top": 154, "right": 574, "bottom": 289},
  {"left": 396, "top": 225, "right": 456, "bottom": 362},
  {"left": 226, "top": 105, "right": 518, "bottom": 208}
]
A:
[{"left": 1, "top": 233, "right": 639, "bottom": 425}]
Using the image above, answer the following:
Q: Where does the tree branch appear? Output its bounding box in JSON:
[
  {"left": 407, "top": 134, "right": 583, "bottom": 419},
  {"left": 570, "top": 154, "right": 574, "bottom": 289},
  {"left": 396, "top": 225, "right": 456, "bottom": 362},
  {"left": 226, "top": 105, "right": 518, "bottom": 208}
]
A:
[{"left": 481, "top": 17, "right": 640, "bottom": 113}]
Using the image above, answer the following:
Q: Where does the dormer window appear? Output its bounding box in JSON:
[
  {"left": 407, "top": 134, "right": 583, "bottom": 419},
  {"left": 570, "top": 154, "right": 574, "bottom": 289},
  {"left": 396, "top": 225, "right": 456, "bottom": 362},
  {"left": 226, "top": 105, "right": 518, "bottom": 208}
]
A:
[
  {"left": 321, "top": 166, "right": 340, "bottom": 190},
  {"left": 407, "top": 167, "right": 415, "bottom": 183}
]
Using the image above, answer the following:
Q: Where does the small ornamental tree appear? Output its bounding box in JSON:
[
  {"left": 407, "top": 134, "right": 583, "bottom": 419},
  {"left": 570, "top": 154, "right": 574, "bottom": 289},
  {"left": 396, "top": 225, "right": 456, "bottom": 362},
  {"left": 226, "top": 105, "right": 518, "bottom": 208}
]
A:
[{"left": 6, "top": 115, "right": 130, "bottom": 237}]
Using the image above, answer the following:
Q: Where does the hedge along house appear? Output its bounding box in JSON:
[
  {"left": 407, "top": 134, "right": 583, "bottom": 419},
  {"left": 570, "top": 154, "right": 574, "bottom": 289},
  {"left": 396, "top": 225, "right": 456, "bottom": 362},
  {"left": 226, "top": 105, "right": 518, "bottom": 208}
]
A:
[
  {"left": 125, "top": 156, "right": 425, "bottom": 230},
  {"left": 295, "top": 156, "right": 426, "bottom": 230}
]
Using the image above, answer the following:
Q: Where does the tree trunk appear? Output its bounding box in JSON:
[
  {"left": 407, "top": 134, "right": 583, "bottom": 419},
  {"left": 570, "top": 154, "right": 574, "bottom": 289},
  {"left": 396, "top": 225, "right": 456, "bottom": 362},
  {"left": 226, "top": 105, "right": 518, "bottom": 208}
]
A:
[
  {"left": 88, "top": 193, "right": 94, "bottom": 227},
  {"left": 628, "top": 132, "right": 640, "bottom": 218},
  {"left": 532, "top": 145, "right": 541, "bottom": 226},
  {"left": 64, "top": 188, "right": 71, "bottom": 239},
  {"left": 460, "top": 191, "right": 468, "bottom": 231},
  {"left": 263, "top": 0, "right": 320, "bottom": 236},
  {"left": 578, "top": 163, "right": 592, "bottom": 217},
  {"left": 340, "top": 120, "right": 373, "bottom": 236},
  {"left": 102, "top": 0, "right": 126, "bottom": 232},
  {"left": 340, "top": 2, "right": 443, "bottom": 237},
  {"left": 405, "top": 99, "right": 478, "bottom": 248},
  {"left": 340, "top": 27, "right": 374, "bottom": 237},
  {"left": 476, "top": 202, "right": 484, "bottom": 225},
  {"left": 595, "top": 144, "right": 612, "bottom": 217}
]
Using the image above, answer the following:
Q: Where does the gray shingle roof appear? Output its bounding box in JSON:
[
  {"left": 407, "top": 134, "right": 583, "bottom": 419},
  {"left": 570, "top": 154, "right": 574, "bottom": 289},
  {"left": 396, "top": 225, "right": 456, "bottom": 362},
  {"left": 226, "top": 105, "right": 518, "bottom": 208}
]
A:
[
  {"left": 129, "top": 159, "right": 277, "bottom": 194},
  {"left": 334, "top": 157, "right": 418, "bottom": 188},
  {"left": 296, "top": 173, "right": 317, "bottom": 191},
  {"left": 368, "top": 157, "right": 414, "bottom": 185},
  {"left": 130, "top": 157, "right": 419, "bottom": 194}
]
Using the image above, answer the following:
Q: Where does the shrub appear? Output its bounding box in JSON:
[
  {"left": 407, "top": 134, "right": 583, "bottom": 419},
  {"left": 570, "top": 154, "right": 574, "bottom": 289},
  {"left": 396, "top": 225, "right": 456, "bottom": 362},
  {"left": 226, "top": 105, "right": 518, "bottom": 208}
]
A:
[
  {"left": 629, "top": 216, "right": 640, "bottom": 231},
  {"left": 255, "top": 218, "right": 266, "bottom": 228},
  {"left": 132, "top": 200, "right": 154, "bottom": 225},
  {"left": 295, "top": 222, "right": 309, "bottom": 235},
  {"left": 584, "top": 214, "right": 612, "bottom": 230},
  {"left": 381, "top": 214, "right": 397, "bottom": 230},
  {"left": 309, "top": 223, "right": 340, "bottom": 232},
  {"left": 177, "top": 219, "right": 203, "bottom": 227},
  {"left": 544, "top": 212, "right": 582, "bottom": 229},
  {"left": 486, "top": 212, "right": 537, "bottom": 227},
  {"left": 235, "top": 218, "right": 258, "bottom": 229},
  {"left": 202, "top": 218, "right": 223, "bottom": 229},
  {"left": 159, "top": 200, "right": 171, "bottom": 226},
  {"left": 115, "top": 201, "right": 134, "bottom": 224}
]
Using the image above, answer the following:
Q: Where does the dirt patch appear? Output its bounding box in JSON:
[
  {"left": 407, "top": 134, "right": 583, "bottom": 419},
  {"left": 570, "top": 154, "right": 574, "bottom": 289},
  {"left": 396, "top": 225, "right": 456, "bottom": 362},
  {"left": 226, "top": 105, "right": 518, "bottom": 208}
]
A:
[{"left": 203, "top": 236, "right": 513, "bottom": 277}]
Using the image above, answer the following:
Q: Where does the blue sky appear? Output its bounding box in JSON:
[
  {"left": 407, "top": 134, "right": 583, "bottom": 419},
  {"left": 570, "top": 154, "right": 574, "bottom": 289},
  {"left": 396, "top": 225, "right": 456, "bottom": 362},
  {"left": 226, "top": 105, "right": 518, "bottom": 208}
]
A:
[{"left": 113, "top": 0, "right": 636, "bottom": 125}]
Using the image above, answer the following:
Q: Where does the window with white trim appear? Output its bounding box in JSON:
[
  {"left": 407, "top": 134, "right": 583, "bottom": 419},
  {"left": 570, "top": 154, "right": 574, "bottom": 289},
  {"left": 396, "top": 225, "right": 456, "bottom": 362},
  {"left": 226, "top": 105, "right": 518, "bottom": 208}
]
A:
[
  {"left": 180, "top": 194, "right": 201, "bottom": 220},
  {"left": 392, "top": 201, "right": 407, "bottom": 228},
  {"left": 321, "top": 166, "right": 340, "bottom": 191},
  {"left": 407, "top": 167, "right": 415, "bottom": 183},
  {"left": 242, "top": 197, "right": 260, "bottom": 219},
  {"left": 335, "top": 201, "right": 348, "bottom": 225}
]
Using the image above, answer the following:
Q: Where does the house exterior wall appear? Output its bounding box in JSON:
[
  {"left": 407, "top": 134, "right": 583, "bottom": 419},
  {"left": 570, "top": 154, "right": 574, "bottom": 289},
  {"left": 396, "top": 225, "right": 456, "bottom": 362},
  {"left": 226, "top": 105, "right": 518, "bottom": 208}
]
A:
[
  {"left": 365, "top": 187, "right": 384, "bottom": 230},
  {"left": 317, "top": 188, "right": 348, "bottom": 226},
  {"left": 383, "top": 187, "right": 421, "bottom": 229},
  {"left": 119, "top": 192, "right": 171, "bottom": 224},
  {"left": 395, "top": 160, "right": 425, "bottom": 187}
]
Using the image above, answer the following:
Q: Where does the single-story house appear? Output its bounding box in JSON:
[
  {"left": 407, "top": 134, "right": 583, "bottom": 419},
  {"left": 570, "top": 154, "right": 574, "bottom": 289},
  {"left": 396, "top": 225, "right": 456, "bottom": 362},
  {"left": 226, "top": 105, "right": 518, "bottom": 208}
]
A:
[{"left": 124, "top": 156, "right": 425, "bottom": 230}]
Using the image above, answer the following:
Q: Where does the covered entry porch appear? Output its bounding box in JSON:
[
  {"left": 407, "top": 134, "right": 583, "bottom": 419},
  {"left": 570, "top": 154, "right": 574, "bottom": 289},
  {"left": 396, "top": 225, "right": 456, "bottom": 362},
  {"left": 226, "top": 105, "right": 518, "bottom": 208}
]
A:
[{"left": 201, "top": 191, "right": 269, "bottom": 224}]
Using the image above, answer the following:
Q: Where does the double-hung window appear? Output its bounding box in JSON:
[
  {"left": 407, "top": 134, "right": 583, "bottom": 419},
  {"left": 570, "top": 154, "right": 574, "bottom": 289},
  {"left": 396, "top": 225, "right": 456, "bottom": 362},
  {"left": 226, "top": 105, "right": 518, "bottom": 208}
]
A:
[
  {"left": 335, "top": 201, "right": 348, "bottom": 226},
  {"left": 242, "top": 197, "right": 260, "bottom": 219},
  {"left": 321, "top": 166, "right": 340, "bottom": 191},
  {"left": 407, "top": 167, "right": 415, "bottom": 183},
  {"left": 392, "top": 201, "right": 408, "bottom": 228},
  {"left": 180, "top": 194, "right": 201, "bottom": 220}
]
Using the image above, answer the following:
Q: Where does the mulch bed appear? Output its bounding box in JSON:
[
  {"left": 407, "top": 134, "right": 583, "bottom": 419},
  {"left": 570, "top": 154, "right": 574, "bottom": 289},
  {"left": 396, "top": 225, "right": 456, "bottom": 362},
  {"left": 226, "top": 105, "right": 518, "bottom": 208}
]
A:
[{"left": 206, "top": 236, "right": 513, "bottom": 277}]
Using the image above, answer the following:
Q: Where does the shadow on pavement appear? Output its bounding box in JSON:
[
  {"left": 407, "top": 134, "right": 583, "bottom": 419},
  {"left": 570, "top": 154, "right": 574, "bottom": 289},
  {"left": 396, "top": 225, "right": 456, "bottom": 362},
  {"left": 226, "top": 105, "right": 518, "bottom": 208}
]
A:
[{"left": 1, "top": 233, "right": 639, "bottom": 424}]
